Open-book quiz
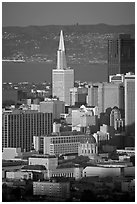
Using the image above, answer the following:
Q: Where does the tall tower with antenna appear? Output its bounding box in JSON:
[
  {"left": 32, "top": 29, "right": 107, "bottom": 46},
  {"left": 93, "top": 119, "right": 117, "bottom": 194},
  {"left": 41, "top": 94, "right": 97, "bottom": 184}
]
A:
[{"left": 52, "top": 30, "right": 74, "bottom": 105}]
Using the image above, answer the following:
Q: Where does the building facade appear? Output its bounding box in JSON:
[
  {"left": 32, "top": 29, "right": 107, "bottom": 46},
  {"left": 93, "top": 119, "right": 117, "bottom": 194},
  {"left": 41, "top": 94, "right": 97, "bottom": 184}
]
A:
[
  {"left": 33, "top": 181, "right": 70, "bottom": 199},
  {"left": 87, "top": 83, "right": 99, "bottom": 107},
  {"left": 72, "top": 105, "right": 99, "bottom": 130},
  {"left": 40, "top": 99, "right": 65, "bottom": 119},
  {"left": 52, "top": 30, "right": 74, "bottom": 105},
  {"left": 47, "top": 166, "right": 83, "bottom": 180},
  {"left": 124, "top": 73, "right": 135, "bottom": 135},
  {"left": 28, "top": 155, "right": 58, "bottom": 170},
  {"left": 70, "top": 87, "right": 88, "bottom": 106},
  {"left": 110, "top": 107, "right": 124, "bottom": 132},
  {"left": 78, "top": 134, "right": 98, "bottom": 159},
  {"left": 2, "top": 110, "right": 53, "bottom": 152},
  {"left": 98, "top": 82, "right": 124, "bottom": 114},
  {"left": 33, "top": 133, "right": 85, "bottom": 155},
  {"left": 108, "top": 34, "right": 135, "bottom": 77}
]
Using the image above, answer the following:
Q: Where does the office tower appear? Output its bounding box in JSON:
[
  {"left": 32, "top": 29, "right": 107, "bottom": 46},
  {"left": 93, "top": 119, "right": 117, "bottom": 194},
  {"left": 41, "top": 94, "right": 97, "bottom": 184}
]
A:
[
  {"left": 108, "top": 34, "right": 135, "bottom": 77},
  {"left": 2, "top": 110, "right": 53, "bottom": 152},
  {"left": 124, "top": 73, "right": 135, "bottom": 135},
  {"left": 110, "top": 107, "right": 124, "bottom": 132},
  {"left": 40, "top": 98, "right": 65, "bottom": 119},
  {"left": 87, "top": 83, "right": 98, "bottom": 107},
  {"left": 98, "top": 82, "right": 124, "bottom": 115},
  {"left": 52, "top": 30, "right": 74, "bottom": 105},
  {"left": 70, "top": 87, "right": 88, "bottom": 106}
]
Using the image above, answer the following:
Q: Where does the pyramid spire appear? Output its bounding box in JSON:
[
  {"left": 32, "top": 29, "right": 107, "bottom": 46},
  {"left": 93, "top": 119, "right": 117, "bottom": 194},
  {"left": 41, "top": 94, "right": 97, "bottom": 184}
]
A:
[
  {"left": 59, "top": 30, "right": 65, "bottom": 51},
  {"left": 57, "top": 30, "right": 67, "bottom": 69}
]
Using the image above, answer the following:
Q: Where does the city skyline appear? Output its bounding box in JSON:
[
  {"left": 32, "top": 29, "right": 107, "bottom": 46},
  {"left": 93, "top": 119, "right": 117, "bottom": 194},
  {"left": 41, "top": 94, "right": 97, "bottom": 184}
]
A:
[
  {"left": 2, "top": 2, "right": 135, "bottom": 202},
  {"left": 2, "top": 2, "right": 135, "bottom": 27}
]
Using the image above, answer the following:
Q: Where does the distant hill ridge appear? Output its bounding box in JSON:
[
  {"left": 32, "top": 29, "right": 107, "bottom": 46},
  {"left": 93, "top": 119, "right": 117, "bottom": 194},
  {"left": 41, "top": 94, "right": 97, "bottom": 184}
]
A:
[
  {"left": 3, "top": 24, "right": 135, "bottom": 35},
  {"left": 2, "top": 24, "right": 135, "bottom": 63}
]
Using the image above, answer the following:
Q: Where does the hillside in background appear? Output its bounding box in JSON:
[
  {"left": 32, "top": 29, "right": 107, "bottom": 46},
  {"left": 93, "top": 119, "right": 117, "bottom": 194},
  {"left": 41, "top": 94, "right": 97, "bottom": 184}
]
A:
[{"left": 2, "top": 24, "right": 135, "bottom": 64}]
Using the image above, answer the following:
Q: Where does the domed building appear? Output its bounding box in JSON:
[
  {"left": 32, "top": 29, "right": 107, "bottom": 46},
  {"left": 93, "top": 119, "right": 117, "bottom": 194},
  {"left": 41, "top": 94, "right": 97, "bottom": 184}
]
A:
[{"left": 78, "top": 126, "right": 98, "bottom": 159}]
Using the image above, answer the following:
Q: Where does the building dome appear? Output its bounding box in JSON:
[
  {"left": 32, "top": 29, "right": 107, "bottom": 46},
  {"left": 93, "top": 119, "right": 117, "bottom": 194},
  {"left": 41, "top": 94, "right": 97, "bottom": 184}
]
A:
[
  {"left": 80, "top": 125, "right": 96, "bottom": 144},
  {"left": 112, "top": 106, "right": 119, "bottom": 111},
  {"left": 80, "top": 135, "right": 96, "bottom": 144}
]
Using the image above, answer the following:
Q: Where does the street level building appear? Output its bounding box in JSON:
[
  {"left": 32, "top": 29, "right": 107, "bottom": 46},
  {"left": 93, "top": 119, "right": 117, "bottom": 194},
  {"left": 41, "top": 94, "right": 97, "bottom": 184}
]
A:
[
  {"left": 33, "top": 181, "right": 70, "bottom": 199},
  {"left": 52, "top": 30, "right": 74, "bottom": 105}
]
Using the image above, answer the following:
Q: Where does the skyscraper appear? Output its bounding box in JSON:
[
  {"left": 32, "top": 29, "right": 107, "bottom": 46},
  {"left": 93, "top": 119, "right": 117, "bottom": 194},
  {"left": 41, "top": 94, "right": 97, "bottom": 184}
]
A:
[
  {"left": 108, "top": 34, "right": 135, "bottom": 77},
  {"left": 124, "top": 72, "right": 135, "bottom": 136},
  {"left": 52, "top": 30, "right": 74, "bottom": 105},
  {"left": 87, "top": 83, "right": 98, "bottom": 107}
]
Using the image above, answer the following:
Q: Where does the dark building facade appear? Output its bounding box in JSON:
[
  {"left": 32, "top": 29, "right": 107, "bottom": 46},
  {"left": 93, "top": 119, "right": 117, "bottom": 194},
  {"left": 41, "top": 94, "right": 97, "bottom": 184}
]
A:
[
  {"left": 108, "top": 34, "right": 135, "bottom": 77},
  {"left": 2, "top": 89, "right": 27, "bottom": 106}
]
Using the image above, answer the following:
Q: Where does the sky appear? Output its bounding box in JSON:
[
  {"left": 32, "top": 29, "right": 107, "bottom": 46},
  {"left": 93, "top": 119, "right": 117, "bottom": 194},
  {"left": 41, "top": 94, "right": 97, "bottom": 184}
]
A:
[{"left": 2, "top": 2, "right": 135, "bottom": 27}]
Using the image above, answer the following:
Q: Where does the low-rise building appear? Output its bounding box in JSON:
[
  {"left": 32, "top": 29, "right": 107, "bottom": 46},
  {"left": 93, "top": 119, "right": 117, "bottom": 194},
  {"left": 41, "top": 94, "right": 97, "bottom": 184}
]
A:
[
  {"left": 6, "top": 171, "right": 33, "bottom": 180},
  {"left": 2, "top": 148, "right": 22, "bottom": 160},
  {"left": 28, "top": 154, "right": 58, "bottom": 170},
  {"left": 33, "top": 133, "right": 85, "bottom": 156},
  {"left": 21, "top": 165, "right": 47, "bottom": 180},
  {"left": 121, "top": 179, "right": 135, "bottom": 192},
  {"left": 33, "top": 181, "right": 70, "bottom": 199},
  {"left": 48, "top": 166, "right": 83, "bottom": 180},
  {"left": 83, "top": 166, "right": 121, "bottom": 178}
]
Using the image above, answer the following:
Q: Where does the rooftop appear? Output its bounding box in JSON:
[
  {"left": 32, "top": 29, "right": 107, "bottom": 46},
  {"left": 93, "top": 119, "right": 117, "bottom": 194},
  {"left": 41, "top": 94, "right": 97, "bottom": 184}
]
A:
[
  {"left": 29, "top": 154, "right": 56, "bottom": 159},
  {"left": 21, "top": 165, "right": 46, "bottom": 171}
]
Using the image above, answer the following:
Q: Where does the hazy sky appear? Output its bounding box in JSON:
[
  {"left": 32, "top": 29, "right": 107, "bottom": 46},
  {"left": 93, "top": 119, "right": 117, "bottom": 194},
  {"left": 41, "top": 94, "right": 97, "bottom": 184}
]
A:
[{"left": 2, "top": 2, "right": 135, "bottom": 26}]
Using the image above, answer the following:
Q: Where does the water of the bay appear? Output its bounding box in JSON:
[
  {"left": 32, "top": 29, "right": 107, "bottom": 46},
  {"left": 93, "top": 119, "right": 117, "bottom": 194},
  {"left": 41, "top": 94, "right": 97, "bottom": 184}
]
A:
[{"left": 2, "top": 62, "right": 108, "bottom": 83}]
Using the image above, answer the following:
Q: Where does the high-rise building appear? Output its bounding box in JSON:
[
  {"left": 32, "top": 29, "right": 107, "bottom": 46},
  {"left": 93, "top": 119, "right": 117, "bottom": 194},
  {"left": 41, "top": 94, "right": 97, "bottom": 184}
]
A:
[
  {"left": 70, "top": 87, "right": 87, "bottom": 106},
  {"left": 124, "top": 73, "right": 135, "bottom": 135},
  {"left": 87, "top": 83, "right": 98, "bottom": 107},
  {"left": 2, "top": 110, "right": 53, "bottom": 152},
  {"left": 52, "top": 30, "right": 74, "bottom": 105},
  {"left": 108, "top": 34, "right": 135, "bottom": 77},
  {"left": 110, "top": 107, "right": 124, "bottom": 132},
  {"left": 98, "top": 82, "right": 124, "bottom": 115}
]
